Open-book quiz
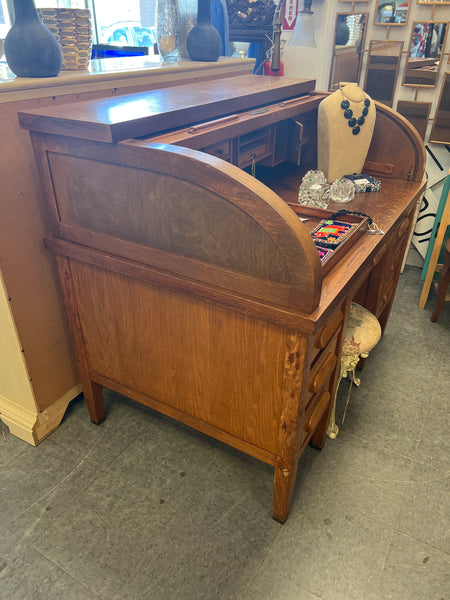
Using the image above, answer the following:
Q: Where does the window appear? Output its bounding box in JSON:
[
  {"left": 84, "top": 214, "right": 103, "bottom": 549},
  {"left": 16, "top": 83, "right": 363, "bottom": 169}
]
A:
[{"left": 1, "top": 0, "right": 157, "bottom": 47}]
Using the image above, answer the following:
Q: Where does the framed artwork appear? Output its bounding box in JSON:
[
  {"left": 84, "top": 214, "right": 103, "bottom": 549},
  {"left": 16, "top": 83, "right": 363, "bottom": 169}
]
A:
[
  {"left": 402, "top": 21, "right": 448, "bottom": 88},
  {"left": 417, "top": 0, "right": 450, "bottom": 4},
  {"left": 373, "top": 0, "right": 410, "bottom": 25},
  {"left": 430, "top": 73, "right": 450, "bottom": 143},
  {"left": 363, "top": 40, "right": 403, "bottom": 106}
]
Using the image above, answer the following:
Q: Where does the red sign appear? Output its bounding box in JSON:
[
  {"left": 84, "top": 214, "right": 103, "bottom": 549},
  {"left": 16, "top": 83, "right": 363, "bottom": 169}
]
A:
[{"left": 283, "top": 0, "right": 298, "bottom": 30}]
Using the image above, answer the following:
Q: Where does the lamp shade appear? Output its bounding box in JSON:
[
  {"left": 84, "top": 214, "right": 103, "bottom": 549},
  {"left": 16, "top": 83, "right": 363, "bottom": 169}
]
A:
[{"left": 289, "top": 11, "right": 316, "bottom": 48}]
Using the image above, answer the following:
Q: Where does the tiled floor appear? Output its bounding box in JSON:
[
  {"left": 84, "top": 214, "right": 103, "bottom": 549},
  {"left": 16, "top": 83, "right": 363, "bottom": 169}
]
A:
[{"left": 1, "top": 265, "right": 449, "bottom": 600}]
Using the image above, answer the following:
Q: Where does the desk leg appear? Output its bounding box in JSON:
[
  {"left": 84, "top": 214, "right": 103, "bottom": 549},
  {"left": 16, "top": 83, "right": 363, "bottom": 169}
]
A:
[
  {"left": 273, "top": 332, "right": 310, "bottom": 523},
  {"left": 56, "top": 255, "right": 105, "bottom": 424},
  {"left": 81, "top": 370, "right": 105, "bottom": 424}
]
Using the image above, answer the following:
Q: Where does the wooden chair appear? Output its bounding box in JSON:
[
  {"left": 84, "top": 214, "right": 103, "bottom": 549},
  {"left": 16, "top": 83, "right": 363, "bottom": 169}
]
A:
[
  {"left": 431, "top": 238, "right": 450, "bottom": 322},
  {"left": 328, "top": 302, "right": 381, "bottom": 438}
]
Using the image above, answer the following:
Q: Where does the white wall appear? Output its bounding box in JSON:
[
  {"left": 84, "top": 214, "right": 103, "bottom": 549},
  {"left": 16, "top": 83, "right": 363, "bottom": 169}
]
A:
[{"left": 281, "top": 0, "right": 450, "bottom": 131}]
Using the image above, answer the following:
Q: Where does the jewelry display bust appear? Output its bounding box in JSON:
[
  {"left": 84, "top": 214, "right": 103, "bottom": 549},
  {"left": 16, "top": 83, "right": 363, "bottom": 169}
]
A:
[{"left": 317, "top": 83, "right": 376, "bottom": 182}]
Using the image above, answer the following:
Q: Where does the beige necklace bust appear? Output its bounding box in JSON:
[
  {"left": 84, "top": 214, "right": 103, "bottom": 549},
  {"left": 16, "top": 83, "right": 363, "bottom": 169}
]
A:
[{"left": 317, "top": 83, "right": 376, "bottom": 182}]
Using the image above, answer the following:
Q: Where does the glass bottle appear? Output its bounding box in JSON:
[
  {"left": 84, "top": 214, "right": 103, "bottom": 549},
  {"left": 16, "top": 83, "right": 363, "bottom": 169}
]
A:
[{"left": 156, "top": 0, "right": 180, "bottom": 63}]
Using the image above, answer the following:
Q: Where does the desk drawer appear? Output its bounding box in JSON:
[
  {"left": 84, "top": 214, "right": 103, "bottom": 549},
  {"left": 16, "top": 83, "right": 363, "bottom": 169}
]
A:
[
  {"left": 202, "top": 139, "right": 232, "bottom": 162},
  {"left": 237, "top": 127, "right": 274, "bottom": 168}
]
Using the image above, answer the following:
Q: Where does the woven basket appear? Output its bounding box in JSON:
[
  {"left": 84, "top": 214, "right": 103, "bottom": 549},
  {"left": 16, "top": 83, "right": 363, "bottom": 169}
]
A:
[{"left": 38, "top": 8, "right": 93, "bottom": 71}]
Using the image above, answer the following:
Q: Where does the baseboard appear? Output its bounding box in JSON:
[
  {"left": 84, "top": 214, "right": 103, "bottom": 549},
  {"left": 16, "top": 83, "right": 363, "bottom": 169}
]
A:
[{"left": 0, "top": 384, "right": 82, "bottom": 446}]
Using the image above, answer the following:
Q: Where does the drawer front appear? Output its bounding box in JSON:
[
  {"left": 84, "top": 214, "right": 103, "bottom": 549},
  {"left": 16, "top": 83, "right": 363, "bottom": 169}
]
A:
[
  {"left": 375, "top": 214, "right": 412, "bottom": 314},
  {"left": 202, "top": 139, "right": 232, "bottom": 161},
  {"left": 237, "top": 127, "right": 274, "bottom": 168},
  {"left": 301, "top": 303, "right": 346, "bottom": 439},
  {"left": 308, "top": 351, "right": 338, "bottom": 394}
]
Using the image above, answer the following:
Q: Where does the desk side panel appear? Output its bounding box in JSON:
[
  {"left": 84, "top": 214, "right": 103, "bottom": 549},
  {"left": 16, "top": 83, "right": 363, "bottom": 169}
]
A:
[{"left": 71, "top": 259, "right": 288, "bottom": 459}]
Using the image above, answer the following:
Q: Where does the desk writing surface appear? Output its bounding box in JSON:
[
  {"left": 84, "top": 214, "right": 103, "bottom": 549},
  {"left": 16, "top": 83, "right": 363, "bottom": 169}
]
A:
[{"left": 260, "top": 164, "right": 426, "bottom": 325}]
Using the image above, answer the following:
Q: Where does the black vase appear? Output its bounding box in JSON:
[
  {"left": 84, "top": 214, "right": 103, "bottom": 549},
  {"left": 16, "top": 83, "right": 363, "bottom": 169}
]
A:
[
  {"left": 186, "top": 0, "right": 221, "bottom": 62},
  {"left": 4, "top": 0, "right": 62, "bottom": 77}
]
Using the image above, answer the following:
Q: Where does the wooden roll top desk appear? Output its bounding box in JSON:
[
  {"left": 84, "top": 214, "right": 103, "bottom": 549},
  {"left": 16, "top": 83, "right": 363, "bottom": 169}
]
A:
[{"left": 19, "top": 75, "right": 426, "bottom": 522}]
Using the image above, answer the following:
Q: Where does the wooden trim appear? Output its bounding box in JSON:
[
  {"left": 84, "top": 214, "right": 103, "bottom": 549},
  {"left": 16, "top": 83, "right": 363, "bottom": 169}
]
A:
[{"left": 89, "top": 371, "right": 277, "bottom": 466}]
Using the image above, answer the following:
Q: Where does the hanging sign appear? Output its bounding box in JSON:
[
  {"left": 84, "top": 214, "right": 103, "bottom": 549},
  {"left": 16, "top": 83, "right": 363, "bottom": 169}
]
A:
[{"left": 283, "top": 0, "right": 299, "bottom": 31}]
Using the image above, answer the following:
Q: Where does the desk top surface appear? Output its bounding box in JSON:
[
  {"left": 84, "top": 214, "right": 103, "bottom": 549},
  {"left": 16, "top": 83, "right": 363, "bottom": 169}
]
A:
[{"left": 18, "top": 75, "right": 316, "bottom": 142}]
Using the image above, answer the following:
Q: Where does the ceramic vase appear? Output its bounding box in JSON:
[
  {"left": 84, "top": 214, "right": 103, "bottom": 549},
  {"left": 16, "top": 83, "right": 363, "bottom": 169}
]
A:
[
  {"left": 4, "top": 0, "right": 62, "bottom": 77},
  {"left": 156, "top": 0, "right": 180, "bottom": 63},
  {"left": 186, "top": 0, "right": 221, "bottom": 62}
]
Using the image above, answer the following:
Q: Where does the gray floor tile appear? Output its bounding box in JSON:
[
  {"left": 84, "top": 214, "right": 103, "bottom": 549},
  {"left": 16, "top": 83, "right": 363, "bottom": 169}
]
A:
[
  {"left": 0, "top": 545, "right": 101, "bottom": 600},
  {"left": 291, "top": 432, "right": 415, "bottom": 526},
  {"left": 418, "top": 396, "right": 450, "bottom": 467},
  {"left": 231, "top": 570, "right": 322, "bottom": 600},
  {"left": 112, "top": 498, "right": 276, "bottom": 600},
  {"left": 7, "top": 458, "right": 103, "bottom": 546},
  {"left": 336, "top": 375, "right": 431, "bottom": 460},
  {"left": 30, "top": 469, "right": 175, "bottom": 600},
  {"left": 380, "top": 531, "right": 450, "bottom": 600},
  {"left": 0, "top": 527, "right": 24, "bottom": 572},
  {"left": 104, "top": 414, "right": 230, "bottom": 501},
  {"left": 396, "top": 457, "right": 450, "bottom": 554},
  {"left": 48, "top": 391, "right": 155, "bottom": 465},
  {"left": 0, "top": 425, "right": 29, "bottom": 467},
  {"left": 260, "top": 510, "right": 393, "bottom": 600},
  {"left": 0, "top": 439, "right": 86, "bottom": 528}
]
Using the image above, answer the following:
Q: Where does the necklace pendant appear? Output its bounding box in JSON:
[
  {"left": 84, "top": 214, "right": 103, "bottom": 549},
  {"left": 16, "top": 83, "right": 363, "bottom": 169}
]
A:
[
  {"left": 348, "top": 117, "right": 357, "bottom": 128},
  {"left": 357, "top": 116, "right": 365, "bottom": 126},
  {"left": 344, "top": 108, "right": 353, "bottom": 119},
  {"left": 341, "top": 100, "right": 350, "bottom": 110},
  {"left": 352, "top": 126, "right": 360, "bottom": 135}
]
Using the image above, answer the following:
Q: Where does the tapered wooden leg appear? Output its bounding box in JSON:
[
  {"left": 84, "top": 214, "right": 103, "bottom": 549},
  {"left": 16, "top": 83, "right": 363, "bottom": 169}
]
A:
[
  {"left": 82, "top": 374, "right": 105, "bottom": 424},
  {"left": 273, "top": 456, "right": 300, "bottom": 523},
  {"left": 273, "top": 332, "right": 311, "bottom": 523},
  {"left": 55, "top": 255, "right": 105, "bottom": 424}
]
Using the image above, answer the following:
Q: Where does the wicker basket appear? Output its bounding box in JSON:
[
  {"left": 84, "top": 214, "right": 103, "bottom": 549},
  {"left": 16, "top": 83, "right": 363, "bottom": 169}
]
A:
[{"left": 38, "top": 8, "right": 92, "bottom": 71}]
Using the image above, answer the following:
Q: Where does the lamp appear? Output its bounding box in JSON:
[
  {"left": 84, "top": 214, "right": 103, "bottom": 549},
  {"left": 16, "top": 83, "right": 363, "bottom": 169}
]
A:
[{"left": 289, "top": 0, "right": 316, "bottom": 48}]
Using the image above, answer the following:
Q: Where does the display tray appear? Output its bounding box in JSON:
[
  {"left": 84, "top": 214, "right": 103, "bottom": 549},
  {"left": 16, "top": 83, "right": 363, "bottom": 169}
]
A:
[{"left": 287, "top": 203, "right": 369, "bottom": 276}]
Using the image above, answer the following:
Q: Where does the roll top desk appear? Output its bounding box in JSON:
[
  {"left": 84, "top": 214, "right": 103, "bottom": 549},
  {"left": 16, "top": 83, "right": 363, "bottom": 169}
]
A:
[{"left": 19, "top": 75, "right": 426, "bottom": 522}]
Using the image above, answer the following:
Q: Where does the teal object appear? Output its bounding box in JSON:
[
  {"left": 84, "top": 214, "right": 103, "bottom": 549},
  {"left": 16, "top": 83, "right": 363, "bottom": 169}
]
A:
[{"left": 421, "top": 172, "right": 450, "bottom": 281}]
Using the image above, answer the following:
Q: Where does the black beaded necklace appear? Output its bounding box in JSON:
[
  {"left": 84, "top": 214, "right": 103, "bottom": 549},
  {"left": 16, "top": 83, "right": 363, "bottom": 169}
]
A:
[{"left": 340, "top": 91, "right": 371, "bottom": 136}]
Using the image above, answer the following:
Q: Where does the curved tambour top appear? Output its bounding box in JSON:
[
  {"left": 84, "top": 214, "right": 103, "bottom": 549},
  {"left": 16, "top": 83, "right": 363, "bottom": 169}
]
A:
[
  {"left": 34, "top": 134, "right": 322, "bottom": 314},
  {"left": 363, "top": 99, "right": 426, "bottom": 183}
]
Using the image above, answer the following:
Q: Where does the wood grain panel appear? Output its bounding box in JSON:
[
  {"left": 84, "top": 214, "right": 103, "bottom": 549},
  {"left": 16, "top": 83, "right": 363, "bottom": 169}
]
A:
[
  {"left": 48, "top": 152, "right": 289, "bottom": 282},
  {"left": 71, "top": 260, "right": 288, "bottom": 455}
]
